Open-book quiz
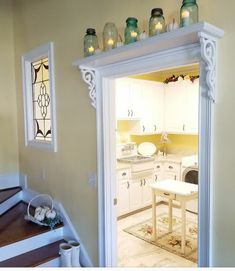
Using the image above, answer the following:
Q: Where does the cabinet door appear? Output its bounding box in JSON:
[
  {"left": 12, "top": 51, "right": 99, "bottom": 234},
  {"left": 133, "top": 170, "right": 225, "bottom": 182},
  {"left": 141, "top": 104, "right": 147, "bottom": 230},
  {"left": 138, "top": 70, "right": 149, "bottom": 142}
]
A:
[
  {"left": 129, "top": 179, "right": 142, "bottom": 211},
  {"left": 117, "top": 180, "right": 130, "bottom": 216},
  {"left": 142, "top": 176, "right": 154, "bottom": 207},
  {"left": 140, "top": 80, "right": 164, "bottom": 134},
  {"left": 115, "top": 78, "right": 131, "bottom": 119},
  {"left": 185, "top": 78, "right": 199, "bottom": 134},
  {"left": 164, "top": 79, "right": 188, "bottom": 133},
  {"left": 163, "top": 172, "right": 178, "bottom": 181},
  {"left": 129, "top": 79, "right": 142, "bottom": 119}
]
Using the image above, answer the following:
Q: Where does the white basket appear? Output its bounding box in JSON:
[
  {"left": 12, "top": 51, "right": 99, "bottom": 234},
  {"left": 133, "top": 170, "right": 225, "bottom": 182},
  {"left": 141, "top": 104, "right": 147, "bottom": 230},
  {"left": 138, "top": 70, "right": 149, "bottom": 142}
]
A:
[{"left": 24, "top": 194, "right": 56, "bottom": 227}]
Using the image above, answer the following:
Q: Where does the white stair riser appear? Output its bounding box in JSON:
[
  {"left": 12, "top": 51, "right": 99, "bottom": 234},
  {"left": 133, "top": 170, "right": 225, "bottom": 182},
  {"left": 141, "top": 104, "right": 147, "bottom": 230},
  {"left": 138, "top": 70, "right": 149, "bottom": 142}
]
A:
[
  {"left": 0, "top": 227, "right": 63, "bottom": 261},
  {"left": 0, "top": 191, "right": 22, "bottom": 215},
  {"left": 38, "top": 257, "right": 60, "bottom": 267}
]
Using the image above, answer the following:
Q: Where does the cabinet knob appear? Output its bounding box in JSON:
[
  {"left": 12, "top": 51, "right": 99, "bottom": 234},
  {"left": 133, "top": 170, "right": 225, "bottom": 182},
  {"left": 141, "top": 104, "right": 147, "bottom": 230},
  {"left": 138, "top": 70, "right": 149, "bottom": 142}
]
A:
[
  {"left": 131, "top": 110, "right": 133, "bottom": 117},
  {"left": 142, "top": 125, "right": 145, "bottom": 132},
  {"left": 127, "top": 181, "right": 130, "bottom": 189},
  {"left": 122, "top": 172, "right": 127, "bottom": 176},
  {"left": 144, "top": 179, "right": 146, "bottom": 185},
  {"left": 140, "top": 180, "right": 143, "bottom": 186},
  {"left": 155, "top": 175, "right": 158, "bottom": 182},
  {"left": 174, "top": 175, "right": 177, "bottom": 180},
  {"left": 183, "top": 124, "right": 185, "bottom": 131},
  {"left": 128, "top": 109, "right": 130, "bottom": 117},
  {"left": 154, "top": 125, "right": 157, "bottom": 131},
  {"left": 169, "top": 165, "right": 173, "bottom": 169},
  {"left": 157, "top": 165, "right": 160, "bottom": 169}
]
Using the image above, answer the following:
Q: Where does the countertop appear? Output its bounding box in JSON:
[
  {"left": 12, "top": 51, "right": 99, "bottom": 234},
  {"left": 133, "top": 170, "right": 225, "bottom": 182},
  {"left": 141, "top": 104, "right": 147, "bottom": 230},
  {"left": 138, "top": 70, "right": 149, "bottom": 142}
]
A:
[{"left": 116, "top": 153, "right": 195, "bottom": 170}]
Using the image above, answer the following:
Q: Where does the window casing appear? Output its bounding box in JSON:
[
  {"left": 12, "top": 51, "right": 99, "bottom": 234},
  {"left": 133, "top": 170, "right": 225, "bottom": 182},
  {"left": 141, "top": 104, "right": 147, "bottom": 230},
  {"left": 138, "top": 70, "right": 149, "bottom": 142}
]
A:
[{"left": 22, "top": 42, "right": 57, "bottom": 151}]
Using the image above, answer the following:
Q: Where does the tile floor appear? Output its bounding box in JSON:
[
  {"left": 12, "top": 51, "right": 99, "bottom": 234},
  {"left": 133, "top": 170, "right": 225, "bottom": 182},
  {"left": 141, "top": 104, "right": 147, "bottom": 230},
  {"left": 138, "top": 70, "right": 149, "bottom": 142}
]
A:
[{"left": 117, "top": 203, "right": 198, "bottom": 267}]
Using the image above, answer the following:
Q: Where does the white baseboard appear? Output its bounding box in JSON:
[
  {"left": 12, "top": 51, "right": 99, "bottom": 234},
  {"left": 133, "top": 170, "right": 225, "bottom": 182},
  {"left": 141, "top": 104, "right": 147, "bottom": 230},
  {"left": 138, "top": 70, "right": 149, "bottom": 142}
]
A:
[
  {"left": 22, "top": 188, "right": 93, "bottom": 267},
  {"left": 0, "top": 173, "right": 20, "bottom": 189}
]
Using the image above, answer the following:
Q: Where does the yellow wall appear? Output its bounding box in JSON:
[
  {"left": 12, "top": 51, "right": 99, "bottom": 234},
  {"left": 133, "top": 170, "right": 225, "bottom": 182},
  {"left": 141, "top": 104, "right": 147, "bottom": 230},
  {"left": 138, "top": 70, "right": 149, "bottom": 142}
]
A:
[
  {"left": 0, "top": 0, "right": 18, "bottom": 174},
  {"left": 130, "top": 134, "right": 198, "bottom": 154},
  {"left": 2, "top": 0, "right": 234, "bottom": 266}
]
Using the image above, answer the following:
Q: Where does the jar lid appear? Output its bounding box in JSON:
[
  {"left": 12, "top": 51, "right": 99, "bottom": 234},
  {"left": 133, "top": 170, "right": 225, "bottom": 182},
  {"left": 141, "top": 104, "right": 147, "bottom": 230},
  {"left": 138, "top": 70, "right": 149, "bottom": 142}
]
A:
[
  {"left": 151, "top": 8, "right": 163, "bottom": 16},
  {"left": 86, "top": 28, "right": 96, "bottom": 35},
  {"left": 126, "top": 17, "right": 138, "bottom": 23},
  {"left": 182, "top": 0, "right": 197, "bottom": 4}
]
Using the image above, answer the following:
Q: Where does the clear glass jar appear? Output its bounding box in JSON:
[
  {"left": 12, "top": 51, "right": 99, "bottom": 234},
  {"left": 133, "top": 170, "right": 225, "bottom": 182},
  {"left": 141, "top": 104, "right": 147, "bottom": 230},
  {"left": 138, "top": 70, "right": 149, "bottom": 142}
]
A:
[
  {"left": 84, "top": 28, "right": 99, "bottom": 57},
  {"left": 180, "top": 0, "right": 198, "bottom": 27},
  {"left": 103, "top": 22, "right": 118, "bottom": 51},
  {"left": 124, "top": 17, "right": 140, "bottom": 45},
  {"left": 149, "top": 8, "right": 165, "bottom": 36}
]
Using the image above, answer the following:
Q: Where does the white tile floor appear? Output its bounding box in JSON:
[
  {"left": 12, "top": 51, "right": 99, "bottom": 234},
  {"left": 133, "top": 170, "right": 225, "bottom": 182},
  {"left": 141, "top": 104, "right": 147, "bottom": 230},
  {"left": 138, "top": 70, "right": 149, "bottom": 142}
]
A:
[{"left": 117, "top": 203, "right": 198, "bottom": 267}]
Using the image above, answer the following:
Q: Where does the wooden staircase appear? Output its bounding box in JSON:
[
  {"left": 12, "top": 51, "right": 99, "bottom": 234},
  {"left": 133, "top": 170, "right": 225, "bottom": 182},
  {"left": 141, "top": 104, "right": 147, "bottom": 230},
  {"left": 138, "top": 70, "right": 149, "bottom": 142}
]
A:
[{"left": 0, "top": 187, "right": 69, "bottom": 267}]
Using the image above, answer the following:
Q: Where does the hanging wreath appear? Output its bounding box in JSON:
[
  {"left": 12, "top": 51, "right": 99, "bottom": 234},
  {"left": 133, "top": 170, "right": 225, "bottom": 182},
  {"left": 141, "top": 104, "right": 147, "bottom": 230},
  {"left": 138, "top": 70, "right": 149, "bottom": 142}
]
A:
[{"left": 163, "top": 74, "right": 199, "bottom": 84}]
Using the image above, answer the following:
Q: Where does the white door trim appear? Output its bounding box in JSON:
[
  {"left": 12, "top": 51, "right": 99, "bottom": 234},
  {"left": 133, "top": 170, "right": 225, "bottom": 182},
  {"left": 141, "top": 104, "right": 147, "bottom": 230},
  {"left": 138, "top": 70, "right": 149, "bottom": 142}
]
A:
[{"left": 74, "top": 23, "right": 223, "bottom": 267}]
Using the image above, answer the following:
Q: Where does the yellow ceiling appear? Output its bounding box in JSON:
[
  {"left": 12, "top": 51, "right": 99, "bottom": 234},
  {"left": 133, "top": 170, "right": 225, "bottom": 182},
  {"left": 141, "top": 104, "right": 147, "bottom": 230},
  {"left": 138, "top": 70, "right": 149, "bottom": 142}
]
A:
[{"left": 130, "top": 63, "right": 199, "bottom": 82}]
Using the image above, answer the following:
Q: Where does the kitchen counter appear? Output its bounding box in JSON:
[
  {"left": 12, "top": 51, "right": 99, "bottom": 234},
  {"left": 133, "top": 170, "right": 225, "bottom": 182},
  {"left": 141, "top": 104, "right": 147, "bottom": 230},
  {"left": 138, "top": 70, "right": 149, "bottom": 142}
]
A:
[{"left": 154, "top": 154, "right": 186, "bottom": 164}]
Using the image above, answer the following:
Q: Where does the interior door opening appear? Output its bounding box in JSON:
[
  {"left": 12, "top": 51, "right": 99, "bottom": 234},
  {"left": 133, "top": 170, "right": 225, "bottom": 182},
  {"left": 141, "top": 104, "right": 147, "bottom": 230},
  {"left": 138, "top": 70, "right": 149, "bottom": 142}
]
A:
[{"left": 115, "top": 63, "right": 199, "bottom": 267}]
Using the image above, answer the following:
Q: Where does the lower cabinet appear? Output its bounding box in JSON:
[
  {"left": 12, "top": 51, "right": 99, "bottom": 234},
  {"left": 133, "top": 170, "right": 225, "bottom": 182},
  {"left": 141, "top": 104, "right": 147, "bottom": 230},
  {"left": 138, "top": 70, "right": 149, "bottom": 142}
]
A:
[{"left": 117, "top": 174, "right": 154, "bottom": 216}]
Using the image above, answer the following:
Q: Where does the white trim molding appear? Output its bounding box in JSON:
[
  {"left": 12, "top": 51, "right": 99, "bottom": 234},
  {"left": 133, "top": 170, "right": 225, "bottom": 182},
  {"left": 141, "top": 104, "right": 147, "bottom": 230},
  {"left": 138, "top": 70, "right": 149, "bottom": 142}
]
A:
[
  {"left": 22, "top": 42, "right": 57, "bottom": 152},
  {"left": 81, "top": 69, "right": 96, "bottom": 108},
  {"left": 73, "top": 22, "right": 224, "bottom": 267}
]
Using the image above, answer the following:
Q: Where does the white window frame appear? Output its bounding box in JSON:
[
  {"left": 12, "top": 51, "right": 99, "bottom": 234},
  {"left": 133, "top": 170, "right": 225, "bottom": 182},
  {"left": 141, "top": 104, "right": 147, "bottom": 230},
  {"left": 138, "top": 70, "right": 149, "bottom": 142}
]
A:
[{"left": 22, "top": 42, "right": 57, "bottom": 152}]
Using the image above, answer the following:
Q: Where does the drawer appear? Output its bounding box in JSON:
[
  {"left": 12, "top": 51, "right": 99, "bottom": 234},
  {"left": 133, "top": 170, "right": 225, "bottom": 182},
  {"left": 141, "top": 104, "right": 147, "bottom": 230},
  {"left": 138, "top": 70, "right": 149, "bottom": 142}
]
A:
[
  {"left": 117, "top": 169, "right": 130, "bottom": 180},
  {"left": 154, "top": 162, "right": 162, "bottom": 172},
  {"left": 164, "top": 162, "right": 180, "bottom": 172},
  {"left": 156, "top": 190, "right": 176, "bottom": 200}
]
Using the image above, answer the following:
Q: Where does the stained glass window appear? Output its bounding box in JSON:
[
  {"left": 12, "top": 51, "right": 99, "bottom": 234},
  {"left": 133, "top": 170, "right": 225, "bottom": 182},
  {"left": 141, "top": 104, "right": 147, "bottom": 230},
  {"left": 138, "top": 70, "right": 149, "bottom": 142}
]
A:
[
  {"left": 31, "top": 58, "right": 52, "bottom": 141},
  {"left": 22, "top": 42, "right": 57, "bottom": 151}
]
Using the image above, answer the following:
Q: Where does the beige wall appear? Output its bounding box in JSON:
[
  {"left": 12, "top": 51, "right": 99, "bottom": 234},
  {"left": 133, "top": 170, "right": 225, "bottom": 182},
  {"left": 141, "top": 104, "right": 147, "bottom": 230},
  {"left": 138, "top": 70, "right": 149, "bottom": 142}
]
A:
[
  {"left": 7, "top": 0, "right": 235, "bottom": 266},
  {"left": 0, "top": 0, "right": 18, "bottom": 174}
]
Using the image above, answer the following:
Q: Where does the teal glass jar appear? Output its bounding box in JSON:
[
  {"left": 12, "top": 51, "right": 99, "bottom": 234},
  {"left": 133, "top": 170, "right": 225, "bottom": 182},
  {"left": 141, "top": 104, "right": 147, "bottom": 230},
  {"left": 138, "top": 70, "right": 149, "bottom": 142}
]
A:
[
  {"left": 124, "top": 17, "right": 140, "bottom": 44},
  {"left": 149, "top": 8, "right": 165, "bottom": 36},
  {"left": 84, "top": 28, "right": 99, "bottom": 57},
  {"left": 103, "top": 22, "right": 118, "bottom": 51},
  {"left": 180, "top": 0, "right": 198, "bottom": 27}
]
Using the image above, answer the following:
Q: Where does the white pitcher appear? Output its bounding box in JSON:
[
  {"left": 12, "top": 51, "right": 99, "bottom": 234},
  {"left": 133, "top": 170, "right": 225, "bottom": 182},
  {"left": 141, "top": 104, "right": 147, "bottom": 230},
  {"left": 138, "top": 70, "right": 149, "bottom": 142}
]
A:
[
  {"left": 59, "top": 243, "right": 72, "bottom": 267},
  {"left": 68, "top": 240, "right": 81, "bottom": 267}
]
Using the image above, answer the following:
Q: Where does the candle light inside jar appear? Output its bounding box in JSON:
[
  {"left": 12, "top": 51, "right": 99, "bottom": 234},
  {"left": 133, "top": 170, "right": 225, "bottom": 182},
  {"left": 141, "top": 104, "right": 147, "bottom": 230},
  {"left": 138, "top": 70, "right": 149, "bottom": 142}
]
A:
[
  {"left": 181, "top": 10, "right": 190, "bottom": 27},
  {"left": 130, "top": 31, "right": 138, "bottom": 38},
  {"left": 155, "top": 22, "right": 163, "bottom": 34},
  {"left": 107, "top": 38, "right": 114, "bottom": 46},
  {"left": 88, "top": 46, "right": 94, "bottom": 53}
]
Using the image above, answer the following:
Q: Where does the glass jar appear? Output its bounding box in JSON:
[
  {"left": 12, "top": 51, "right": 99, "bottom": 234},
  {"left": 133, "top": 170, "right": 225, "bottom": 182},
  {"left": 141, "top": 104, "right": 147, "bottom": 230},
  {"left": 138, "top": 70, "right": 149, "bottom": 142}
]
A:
[
  {"left": 103, "top": 22, "right": 118, "bottom": 51},
  {"left": 149, "top": 8, "right": 165, "bottom": 37},
  {"left": 124, "top": 17, "right": 140, "bottom": 44},
  {"left": 180, "top": 0, "right": 198, "bottom": 27},
  {"left": 84, "top": 28, "right": 99, "bottom": 57}
]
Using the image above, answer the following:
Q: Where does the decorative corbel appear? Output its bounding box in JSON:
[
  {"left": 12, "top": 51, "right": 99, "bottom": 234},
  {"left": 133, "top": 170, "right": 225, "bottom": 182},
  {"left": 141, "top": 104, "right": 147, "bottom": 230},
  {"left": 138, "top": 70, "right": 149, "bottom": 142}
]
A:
[
  {"left": 81, "top": 68, "right": 96, "bottom": 108},
  {"left": 199, "top": 33, "right": 217, "bottom": 103}
]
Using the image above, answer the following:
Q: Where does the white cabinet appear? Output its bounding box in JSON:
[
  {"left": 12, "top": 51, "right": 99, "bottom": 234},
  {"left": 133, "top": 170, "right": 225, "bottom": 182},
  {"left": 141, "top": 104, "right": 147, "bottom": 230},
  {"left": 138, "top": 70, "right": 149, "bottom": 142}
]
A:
[
  {"left": 142, "top": 177, "right": 154, "bottom": 206},
  {"left": 140, "top": 80, "right": 164, "bottom": 134},
  {"left": 115, "top": 78, "right": 141, "bottom": 119},
  {"left": 117, "top": 180, "right": 130, "bottom": 216},
  {"left": 129, "top": 179, "right": 142, "bottom": 211},
  {"left": 164, "top": 79, "right": 199, "bottom": 134},
  {"left": 163, "top": 162, "right": 181, "bottom": 181}
]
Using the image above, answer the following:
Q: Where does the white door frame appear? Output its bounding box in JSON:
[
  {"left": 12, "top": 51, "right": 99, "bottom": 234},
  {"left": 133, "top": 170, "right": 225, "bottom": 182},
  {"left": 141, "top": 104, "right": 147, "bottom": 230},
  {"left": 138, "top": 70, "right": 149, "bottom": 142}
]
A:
[
  {"left": 94, "top": 42, "right": 214, "bottom": 267},
  {"left": 76, "top": 24, "right": 223, "bottom": 267}
]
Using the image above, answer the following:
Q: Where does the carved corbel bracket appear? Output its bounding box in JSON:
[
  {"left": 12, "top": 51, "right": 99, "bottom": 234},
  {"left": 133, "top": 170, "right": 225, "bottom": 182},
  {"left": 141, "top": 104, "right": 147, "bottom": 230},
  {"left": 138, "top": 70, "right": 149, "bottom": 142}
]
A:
[
  {"left": 81, "top": 68, "right": 96, "bottom": 108},
  {"left": 199, "top": 33, "right": 217, "bottom": 103}
]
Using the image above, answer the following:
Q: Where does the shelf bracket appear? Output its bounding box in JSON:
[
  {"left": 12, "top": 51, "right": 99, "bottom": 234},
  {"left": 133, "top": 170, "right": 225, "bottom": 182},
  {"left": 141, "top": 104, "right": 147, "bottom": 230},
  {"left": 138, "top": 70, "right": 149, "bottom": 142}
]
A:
[
  {"left": 81, "top": 68, "right": 96, "bottom": 108},
  {"left": 199, "top": 33, "right": 217, "bottom": 103}
]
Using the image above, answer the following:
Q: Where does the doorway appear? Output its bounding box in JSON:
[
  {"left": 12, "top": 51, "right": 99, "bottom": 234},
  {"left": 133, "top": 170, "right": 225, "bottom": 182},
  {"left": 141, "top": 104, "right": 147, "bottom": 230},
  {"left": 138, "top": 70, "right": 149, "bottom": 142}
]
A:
[
  {"left": 96, "top": 43, "right": 213, "bottom": 267},
  {"left": 115, "top": 65, "right": 199, "bottom": 267}
]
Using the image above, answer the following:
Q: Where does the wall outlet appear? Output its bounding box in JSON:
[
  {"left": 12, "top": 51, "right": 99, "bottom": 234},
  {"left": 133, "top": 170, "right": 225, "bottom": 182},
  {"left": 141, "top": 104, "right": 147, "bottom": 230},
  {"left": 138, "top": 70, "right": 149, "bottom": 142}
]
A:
[{"left": 88, "top": 173, "right": 97, "bottom": 188}]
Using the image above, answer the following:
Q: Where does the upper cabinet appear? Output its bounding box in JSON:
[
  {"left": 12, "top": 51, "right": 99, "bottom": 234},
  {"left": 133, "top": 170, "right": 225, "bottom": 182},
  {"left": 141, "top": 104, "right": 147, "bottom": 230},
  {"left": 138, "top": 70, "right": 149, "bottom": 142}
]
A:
[
  {"left": 139, "top": 80, "right": 164, "bottom": 134},
  {"left": 164, "top": 78, "right": 199, "bottom": 134},
  {"left": 115, "top": 77, "right": 199, "bottom": 135},
  {"left": 115, "top": 78, "right": 141, "bottom": 120}
]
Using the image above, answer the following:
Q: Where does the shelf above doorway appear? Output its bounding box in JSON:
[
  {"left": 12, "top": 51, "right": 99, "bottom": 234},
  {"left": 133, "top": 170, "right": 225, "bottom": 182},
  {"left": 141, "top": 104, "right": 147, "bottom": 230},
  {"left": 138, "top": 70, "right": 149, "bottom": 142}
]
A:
[{"left": 73, "top": 21, "right": 224, "bottom": 108}]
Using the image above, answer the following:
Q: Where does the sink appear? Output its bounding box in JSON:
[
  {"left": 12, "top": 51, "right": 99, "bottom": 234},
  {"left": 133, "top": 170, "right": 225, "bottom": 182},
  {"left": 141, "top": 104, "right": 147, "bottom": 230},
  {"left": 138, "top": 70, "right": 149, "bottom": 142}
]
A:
[{"left": 118, "top": 155, "right": 154, "bottom": 164}]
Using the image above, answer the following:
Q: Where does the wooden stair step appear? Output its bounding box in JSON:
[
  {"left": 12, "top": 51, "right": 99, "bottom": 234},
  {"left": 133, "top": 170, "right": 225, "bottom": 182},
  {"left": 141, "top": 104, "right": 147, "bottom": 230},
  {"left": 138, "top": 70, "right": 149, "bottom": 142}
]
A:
[
  {"left": 0, "top": 201, "right": 63, "bottom": 248},
  {"left": 0, "top": 187, "right": 22, "bottom": 204},
  {"left": 0, "top": 239, "right": 65, "bottom": 267}
]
